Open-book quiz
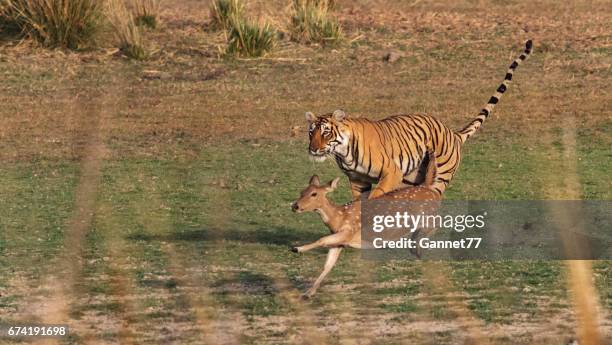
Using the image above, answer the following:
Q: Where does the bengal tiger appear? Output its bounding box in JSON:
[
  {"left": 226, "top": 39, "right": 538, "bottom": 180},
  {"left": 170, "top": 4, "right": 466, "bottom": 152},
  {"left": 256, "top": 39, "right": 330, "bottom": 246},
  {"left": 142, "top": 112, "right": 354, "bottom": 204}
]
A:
[{"left": 305, "top": 40, "right": 532, "bottom": 199}]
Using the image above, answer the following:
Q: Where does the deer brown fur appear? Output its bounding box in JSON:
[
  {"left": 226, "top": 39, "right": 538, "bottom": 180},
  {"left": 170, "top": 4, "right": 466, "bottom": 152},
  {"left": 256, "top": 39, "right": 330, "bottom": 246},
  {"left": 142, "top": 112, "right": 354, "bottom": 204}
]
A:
[{"left": 291, "top": 151, "right": 441, "bottom": 298}]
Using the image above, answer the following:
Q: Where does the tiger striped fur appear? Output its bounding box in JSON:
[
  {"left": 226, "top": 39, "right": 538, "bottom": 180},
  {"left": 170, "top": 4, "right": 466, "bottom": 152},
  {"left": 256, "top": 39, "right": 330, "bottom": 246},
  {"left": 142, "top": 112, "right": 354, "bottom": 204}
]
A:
[{"left": 305, "top": 40, "right": 533, "bottom": 199}]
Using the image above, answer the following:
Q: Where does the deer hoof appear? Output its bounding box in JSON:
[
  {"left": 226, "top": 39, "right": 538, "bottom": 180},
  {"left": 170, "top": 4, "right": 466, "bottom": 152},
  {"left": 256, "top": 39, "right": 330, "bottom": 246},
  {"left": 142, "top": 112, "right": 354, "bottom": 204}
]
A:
[{"left": 291, "top": 247, "right": 299, "bottom": 253}]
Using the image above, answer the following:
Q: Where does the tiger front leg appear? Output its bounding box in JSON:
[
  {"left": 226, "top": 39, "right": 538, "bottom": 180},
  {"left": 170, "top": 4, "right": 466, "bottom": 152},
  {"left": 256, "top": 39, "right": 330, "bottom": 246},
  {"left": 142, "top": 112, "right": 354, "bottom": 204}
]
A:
[
  {"left": 349, "top": 179, "right": 372, "bottom": 200},
  {"left": 368, "top": 169, "right": 403, "bottom": 199}
]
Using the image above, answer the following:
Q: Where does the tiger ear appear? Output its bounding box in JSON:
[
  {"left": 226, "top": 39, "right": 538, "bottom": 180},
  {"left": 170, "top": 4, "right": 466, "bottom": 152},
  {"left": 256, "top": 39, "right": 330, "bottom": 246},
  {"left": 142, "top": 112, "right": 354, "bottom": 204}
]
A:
[
  {"left": 332, "top": 109, "right": 346, "bottom": 122},
  {"left": 305, "top": 111, "right": 316, "bottom": 123},
  {"left": 309, "top": 174, "right": 320, "bottom": 186}
]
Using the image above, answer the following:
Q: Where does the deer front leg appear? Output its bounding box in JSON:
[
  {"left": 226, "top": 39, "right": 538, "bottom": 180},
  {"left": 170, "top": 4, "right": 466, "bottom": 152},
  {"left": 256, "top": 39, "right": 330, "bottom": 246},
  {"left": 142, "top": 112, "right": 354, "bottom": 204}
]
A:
[
  {"left": 303, "top": 247, "right": 343, "bottom": 298},
  {"left": 292, "top": 232, "right": 350, "bottom": 253},
  {"left": 350, "top": 179, "right": 372, "bottom": 200},
  {"left": 368, "top": 168, "right": 403, "bottom": 199}
]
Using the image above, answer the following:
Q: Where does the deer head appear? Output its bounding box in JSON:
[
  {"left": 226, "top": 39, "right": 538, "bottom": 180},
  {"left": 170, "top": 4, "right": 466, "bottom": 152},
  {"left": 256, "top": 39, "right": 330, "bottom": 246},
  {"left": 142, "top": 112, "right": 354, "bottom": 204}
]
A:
[{"left": 291, "top": 175, "right": 340, "bottom": 213}]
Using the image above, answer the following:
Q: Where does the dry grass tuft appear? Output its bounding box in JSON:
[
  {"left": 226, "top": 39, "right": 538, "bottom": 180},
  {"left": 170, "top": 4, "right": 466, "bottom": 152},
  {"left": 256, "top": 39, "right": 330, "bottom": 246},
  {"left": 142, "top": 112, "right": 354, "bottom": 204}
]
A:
[
  {"left": 209, "top": 0, "right": 243, "bottom": 30},
  {"left": 0, "top": 0, "right": 104, "bottom": 49},
  {"left": 133, "top": 0, "right": 160, "bottom": 29},
  {"left": 299, "top": 0, "right": 335, "bottom": 10},
  {"left": 106, "top": 0, "right": 147, "bottom": 59},
  {"left": 225, "top": 15, "right": 275, "bottom": 57},
  {"left": 289, "top": 0, "right": 341, "bottom": 44}
]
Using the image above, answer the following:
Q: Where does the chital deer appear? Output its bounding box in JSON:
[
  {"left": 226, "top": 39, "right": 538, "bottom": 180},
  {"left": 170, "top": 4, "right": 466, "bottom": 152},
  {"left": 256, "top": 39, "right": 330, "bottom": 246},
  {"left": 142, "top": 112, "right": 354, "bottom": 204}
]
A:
[{"left": 291, "top": 151, "right": 442, "bottom": 298}]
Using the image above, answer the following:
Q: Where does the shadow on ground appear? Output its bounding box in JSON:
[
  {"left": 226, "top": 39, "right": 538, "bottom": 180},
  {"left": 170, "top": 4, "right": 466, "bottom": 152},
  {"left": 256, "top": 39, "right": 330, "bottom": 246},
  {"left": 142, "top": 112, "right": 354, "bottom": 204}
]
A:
[{"left": 126, "top": 224, "right": 321, "bottom": 247}]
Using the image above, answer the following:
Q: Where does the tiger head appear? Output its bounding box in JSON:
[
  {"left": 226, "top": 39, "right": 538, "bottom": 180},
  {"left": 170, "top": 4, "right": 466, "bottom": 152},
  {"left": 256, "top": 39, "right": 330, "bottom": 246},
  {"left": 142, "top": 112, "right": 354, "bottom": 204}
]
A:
[{"left": 305, "top": 109, "right": 350, "bottom": 162}]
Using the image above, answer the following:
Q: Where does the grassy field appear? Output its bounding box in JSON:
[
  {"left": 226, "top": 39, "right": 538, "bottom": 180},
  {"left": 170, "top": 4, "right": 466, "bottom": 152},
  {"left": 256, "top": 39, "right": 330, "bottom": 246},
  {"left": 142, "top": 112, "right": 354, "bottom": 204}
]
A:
[{"left": 0, "top": 0, "right": 611, "bottom": 344}]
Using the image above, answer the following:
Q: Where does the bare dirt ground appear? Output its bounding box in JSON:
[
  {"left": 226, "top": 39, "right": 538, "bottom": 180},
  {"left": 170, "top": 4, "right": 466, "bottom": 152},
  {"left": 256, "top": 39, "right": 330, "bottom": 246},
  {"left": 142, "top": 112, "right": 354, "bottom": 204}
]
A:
[{"left": 0, "top": 0, "right": 610, "bottom": 161}]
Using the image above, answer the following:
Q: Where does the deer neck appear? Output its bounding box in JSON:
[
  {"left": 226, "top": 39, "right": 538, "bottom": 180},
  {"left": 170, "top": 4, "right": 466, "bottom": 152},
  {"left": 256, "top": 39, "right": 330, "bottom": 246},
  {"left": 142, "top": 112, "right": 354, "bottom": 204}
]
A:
[{"left": 315, "top": 199, "right": 343, "bottom": 231}]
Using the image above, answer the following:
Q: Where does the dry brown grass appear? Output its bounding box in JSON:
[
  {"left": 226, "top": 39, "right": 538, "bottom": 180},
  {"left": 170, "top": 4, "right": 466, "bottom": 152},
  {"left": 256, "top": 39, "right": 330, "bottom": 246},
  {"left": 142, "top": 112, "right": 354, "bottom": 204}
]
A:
[
  {"left": 0, "top": 0, "right": 104, "bottom": 49},
  {"left": 106, "top": 0, "right": 147, "bottom": 59},
  {"left": 133, "top": 0, "right": 160, "bottom": 29},
  {"left": 209, "top": 0, "right": 243, "bottom": 30},
  {"left": 289, "top": 0, "right": 341, "bottom": 44}
]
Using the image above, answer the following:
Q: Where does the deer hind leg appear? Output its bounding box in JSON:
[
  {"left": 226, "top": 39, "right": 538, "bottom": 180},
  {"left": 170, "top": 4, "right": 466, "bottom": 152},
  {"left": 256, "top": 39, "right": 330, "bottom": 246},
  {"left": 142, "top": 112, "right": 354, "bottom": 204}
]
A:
[
  {"left": 410, "top": 227, "right": 436, "bottom": 259},
  {"left": 303, "top": 247, "right": 343, "bottom": 298},
  {"left": 293, "top": 232, "right": 350, "bottom": 253}
]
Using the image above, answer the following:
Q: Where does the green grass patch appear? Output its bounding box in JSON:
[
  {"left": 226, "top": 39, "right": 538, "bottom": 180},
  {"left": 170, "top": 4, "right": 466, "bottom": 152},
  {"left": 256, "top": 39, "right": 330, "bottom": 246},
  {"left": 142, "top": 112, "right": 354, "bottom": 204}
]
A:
[
  {"left": 0, "top": 132, "right": 608, "bottom": 334},
  {"left": 577, "top": 123, "right": 612, "bottom": 200},
  {"left": 209, "top": 0, "right": 243, "bottom": 30},
  {"left": 380, "top": 300, "right": 418, "bottom": 313},
  {"left": 91, "top": 139, "right": 608, "bottom": 327},
  {"left": 593, "top": 261, "right": 611, "bottom": 309},
  {"left": 446, "top": 139, "right": 542, "bottom": 200},
  {"left": 212, "top": 270, "right": 285, "bottom": 318},
  {"left": 0, "top": 161, "right": 78, "bottom": 278},
  {"left": 451, "top": 261, "right": 564, "bottom": 323},
  {"left": 226, "top": 16, "right": 276, "bottom": 57}
]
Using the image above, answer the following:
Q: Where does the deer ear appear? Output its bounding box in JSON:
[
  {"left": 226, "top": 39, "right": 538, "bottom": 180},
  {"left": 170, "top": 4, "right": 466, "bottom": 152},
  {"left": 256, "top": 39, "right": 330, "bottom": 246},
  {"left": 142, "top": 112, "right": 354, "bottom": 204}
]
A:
[
  {"left": 327, "top": 177, "right": 340, "bottom": 191},
  {"left": 332, "top": 109, "right": 346, "bottom": 122},
  {"left": 305, "top": 111, "right": 316, "bottom": 123},
  {"left": 309, "top": 174, "right": 320, "bottom": 186}
]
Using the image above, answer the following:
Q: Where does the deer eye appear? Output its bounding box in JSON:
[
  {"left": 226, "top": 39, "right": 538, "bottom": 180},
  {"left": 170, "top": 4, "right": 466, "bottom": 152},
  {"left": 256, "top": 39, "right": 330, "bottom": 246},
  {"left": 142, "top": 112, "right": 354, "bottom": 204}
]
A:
[{"left": 311, "top": 192, "right": 317, "bottom": 197}]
